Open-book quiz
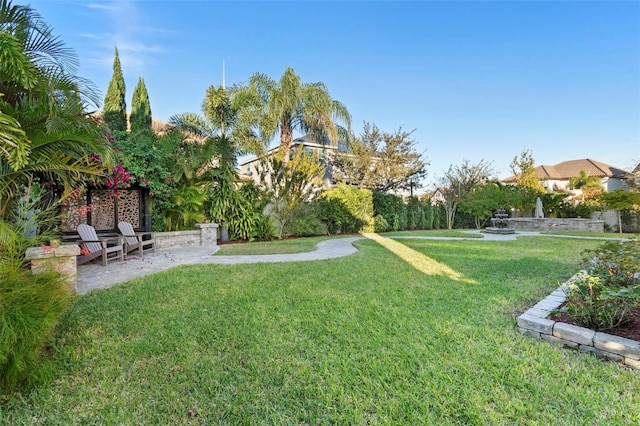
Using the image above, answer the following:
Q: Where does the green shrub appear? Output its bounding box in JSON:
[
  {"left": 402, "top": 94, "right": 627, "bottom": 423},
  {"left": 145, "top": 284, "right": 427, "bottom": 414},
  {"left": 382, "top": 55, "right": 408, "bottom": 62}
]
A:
[
  {"left": 318, "top": 185, "right": 373, "bottom": 234},
  {"left": 0, "top": 265, "right": 73, "bottom": 392},
  {"left": 373, "top": 192, "right": 407, "bottom": 231},
  {"left": 251, "top": 214, "right": 278, "bottom": 241},
  {"left": 287, "top": 204, "right": 327, "bottom": 237},
  {"left": 564, "top": 272, "right": 639, "bottom": 331},
  {"left": 563, "top": 240, "right": 640, "bottom": 331},
  {"left": 583, "top": 240, "right": 640, "bottom": 287},
  {"left": 373, "top": 214, "right": 389, "bottom": 233}
]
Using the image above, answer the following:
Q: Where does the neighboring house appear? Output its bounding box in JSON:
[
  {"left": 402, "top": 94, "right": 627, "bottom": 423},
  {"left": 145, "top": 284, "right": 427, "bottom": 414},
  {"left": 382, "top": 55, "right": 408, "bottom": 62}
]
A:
[
  {"left": 502, "top": 158, "right": 629, "bottom": 195},
  {"left": 425, "top": 187, "right": 447, "bottom": 205},
  {"left": 239, "top": 135, "right": 347, "bottom": 188},
  {"left": 240, "top": 135, "right": 420, "bottom": 198}
]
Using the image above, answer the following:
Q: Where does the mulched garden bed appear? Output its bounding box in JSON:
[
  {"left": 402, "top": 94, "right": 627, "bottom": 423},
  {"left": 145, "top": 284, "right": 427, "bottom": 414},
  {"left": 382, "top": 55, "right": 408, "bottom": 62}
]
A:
[{"left": 550, "top": 304, "right": 640, "bottom": 342}]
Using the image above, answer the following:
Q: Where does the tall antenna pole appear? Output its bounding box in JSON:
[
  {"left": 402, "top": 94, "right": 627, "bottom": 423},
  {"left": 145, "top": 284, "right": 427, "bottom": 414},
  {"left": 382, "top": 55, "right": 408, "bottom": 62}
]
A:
[{"left": 222, "top": 59, "right": 225, "bottom": 89}]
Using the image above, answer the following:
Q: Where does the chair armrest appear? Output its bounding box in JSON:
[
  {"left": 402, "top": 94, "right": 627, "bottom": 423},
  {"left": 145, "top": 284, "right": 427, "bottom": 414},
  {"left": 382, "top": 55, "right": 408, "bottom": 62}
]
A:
[
  {"left": 134, "top": 232, "right": 155, "bottom": 242},
  {"left": 99, "top": 236, "right": 123, "bottom": 248},
  {"left": 134, "top": 231, "right": 155, "bottom": 237}
]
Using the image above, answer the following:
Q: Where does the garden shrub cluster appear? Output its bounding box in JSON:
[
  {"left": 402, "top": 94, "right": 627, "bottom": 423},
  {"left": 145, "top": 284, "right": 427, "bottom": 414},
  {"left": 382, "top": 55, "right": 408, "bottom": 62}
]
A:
[
  {"left": 372, "top": 192, "right": 445, "bottom": 232},
  {"left": 564, "top": 240, "right": 640, "bottom": 331},
  {"left": 0, "top": 221, "right": 73, "bottom": 393},
  {"left": 318, "top": 185, "right": 373, "bottom": 234}
]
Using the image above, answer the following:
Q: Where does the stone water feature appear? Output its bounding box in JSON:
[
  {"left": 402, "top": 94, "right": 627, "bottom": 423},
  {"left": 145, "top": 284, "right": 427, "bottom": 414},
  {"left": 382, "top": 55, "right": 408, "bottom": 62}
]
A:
[{"left": 485, "top": 208, "right": 515, "bottom": 234}]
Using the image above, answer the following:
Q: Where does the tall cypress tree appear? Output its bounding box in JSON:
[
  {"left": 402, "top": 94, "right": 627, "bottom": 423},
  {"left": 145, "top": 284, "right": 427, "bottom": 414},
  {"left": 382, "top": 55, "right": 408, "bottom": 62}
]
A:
[
  {"left": 130, "top": 77, "right": 152, "bottom": 133},
  {"left": 103, "top": 46, "right": 127, "bottom": 132}
]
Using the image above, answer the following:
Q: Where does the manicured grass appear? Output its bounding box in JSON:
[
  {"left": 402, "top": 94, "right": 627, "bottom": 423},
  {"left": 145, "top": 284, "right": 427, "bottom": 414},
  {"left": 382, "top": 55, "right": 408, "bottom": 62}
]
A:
[
  {"left": 541, "top": 230, "right": 639, "bottom": 239},
  {"left": 380, "top": 229, "right": 483, "bottom": 238},
  {"left": 4, "top": 238, "right": 640, "bottom": 424},
  {"left": 215, "top": 235, "right": 344, "bottom": 255}
]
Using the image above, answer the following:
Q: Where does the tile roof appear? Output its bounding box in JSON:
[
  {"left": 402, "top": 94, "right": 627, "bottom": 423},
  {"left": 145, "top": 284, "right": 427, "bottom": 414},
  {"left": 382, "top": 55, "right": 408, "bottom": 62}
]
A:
[{"left": 503, "top": 158, "right": 628, "bottom": 182}]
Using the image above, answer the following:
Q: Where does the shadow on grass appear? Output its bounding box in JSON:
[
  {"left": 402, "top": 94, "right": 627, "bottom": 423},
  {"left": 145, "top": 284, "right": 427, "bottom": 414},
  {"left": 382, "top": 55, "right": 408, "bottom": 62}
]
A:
[{"left": 361, "top": 233, "right": 475, "bottom": 283}]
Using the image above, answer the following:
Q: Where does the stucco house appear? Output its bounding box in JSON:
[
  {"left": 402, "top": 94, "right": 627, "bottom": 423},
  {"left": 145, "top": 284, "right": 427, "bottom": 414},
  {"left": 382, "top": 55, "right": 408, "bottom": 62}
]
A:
[
  {"left": 239, "top": 135, "right": 348, "bottom": 189},
  {"left": 502, "top": 158, "right": 629, "bottom": 194}
]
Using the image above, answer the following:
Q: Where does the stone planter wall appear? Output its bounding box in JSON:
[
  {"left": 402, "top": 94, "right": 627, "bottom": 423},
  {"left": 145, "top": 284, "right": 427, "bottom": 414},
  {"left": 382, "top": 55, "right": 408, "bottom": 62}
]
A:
[
  {"left": 508, "top": 218, "right": 604, "bottom": 232},
  {"left": 517, "top": 280, "right": 640, "bottom": 370},
  {"left": 25, "top": 244, "right": 81, "bottom": 293},
  {"left": 137, "top": 223, "right": 219, "bottom": 250}
]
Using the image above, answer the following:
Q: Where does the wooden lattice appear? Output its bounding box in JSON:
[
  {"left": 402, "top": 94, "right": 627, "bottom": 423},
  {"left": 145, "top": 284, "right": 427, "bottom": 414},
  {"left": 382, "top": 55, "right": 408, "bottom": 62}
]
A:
[
  {"left": 117, "top": 190, "right": 140, "bottom": 228},
  {"left": 90, "top": 190, "right": 116, "bottom": 230},
  {"left": 60, "top": 195, "right": 88, "bottom": 232},
  {"left": 61, "top": 189, "right": 143, "bottom": 233}
]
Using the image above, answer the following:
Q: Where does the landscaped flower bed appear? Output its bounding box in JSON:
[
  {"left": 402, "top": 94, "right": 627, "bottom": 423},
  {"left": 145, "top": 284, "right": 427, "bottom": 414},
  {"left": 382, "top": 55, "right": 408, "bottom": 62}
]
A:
[{"left": 518, "top": 240, "right": 640, "bottom": 369}]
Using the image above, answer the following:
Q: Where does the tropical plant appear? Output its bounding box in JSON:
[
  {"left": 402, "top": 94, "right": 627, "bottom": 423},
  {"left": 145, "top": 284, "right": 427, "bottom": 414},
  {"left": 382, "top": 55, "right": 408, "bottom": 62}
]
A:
[
  {"left": 246, "top": 67, "right": 352, "bottom": 159},
  {"left": 103, "top": 46, "right": 126, "bottom": 132},
  {"left": 161, "top": 184, "right": 207, "bottom": 231},
  {"left": 0, "top": 0, "right": 112, "bottom": 221},
  {"left": 0, "top": 0, "right": 101, "bottom": 393},
  {"left": 257, "top": 149, "right": 325, "bottom": 238},
  {"left": 170, "top": 84, "right": 265, "bottom": 240},
  {"left": 569, "top": 170, "right": 603, "bottom": 190}
]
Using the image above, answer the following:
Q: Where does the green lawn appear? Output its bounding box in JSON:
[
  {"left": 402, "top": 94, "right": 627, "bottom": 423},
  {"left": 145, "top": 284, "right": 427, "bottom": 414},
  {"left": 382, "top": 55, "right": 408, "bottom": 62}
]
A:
[
  {"left": 541, "top": 230, "right": 640, "bottom": 239},
  {"left": 215, "top": 235, "right": 340, "bottom": 256},
  {"left": 216, "top": 232, "right": 482, "bottom": 256},
  {"left": 380, "top": 229, "right": 483, "bottom": 238},
  {"left": 3, "top": 238, "right": 639, "bottom": 424}
]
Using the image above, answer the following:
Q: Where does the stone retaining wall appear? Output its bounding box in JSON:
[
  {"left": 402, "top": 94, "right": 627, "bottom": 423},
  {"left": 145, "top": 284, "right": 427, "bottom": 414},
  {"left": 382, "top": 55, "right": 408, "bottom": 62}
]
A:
[
  {"left": 150, "top": 223, "right": 219, "bottom": 250},
  {"left": 508, "top": 218, "right": 604, "bottom": 232},
  {"left": 517, "top": 280, "right": 640, "bottom": 370}
]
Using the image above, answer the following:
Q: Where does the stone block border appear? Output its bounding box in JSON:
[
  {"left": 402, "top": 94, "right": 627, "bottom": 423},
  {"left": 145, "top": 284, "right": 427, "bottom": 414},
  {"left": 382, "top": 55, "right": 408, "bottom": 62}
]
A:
[{"left": 517, "top": 277, "right": 640, "bottom": 370}]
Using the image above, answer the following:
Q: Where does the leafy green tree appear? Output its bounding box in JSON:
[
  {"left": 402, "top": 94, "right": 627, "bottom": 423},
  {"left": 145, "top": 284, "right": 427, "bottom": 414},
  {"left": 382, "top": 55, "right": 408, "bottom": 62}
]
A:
[
  {"left": 438, "top": 159, "right": 494, "bottom": 229},
  {"left": 508, "top": 149, "right": 544, "bottom": 215},
  {"left": 373, "top": 191, "right": 408, "bottom": 231},
  {"left": 331, "top": 122, "right": 429, "bottom": 193},
  {"left": 103, "top": 46, "right": 127, "bottom": 132},
  {"left": 510, "top": 149, "right": 544, "bottom": 192},
  {"left": 458, "top": 182, "right": 518, "bottom": 228},
  {"left": 599, "top": 189, "right": 640, "bottom": 233},
  {"left": 130, "top": 77, "right": 151, "bottom": 134},
  {"left": 246, "top": 67, "right": 351, "bottom": 159}
]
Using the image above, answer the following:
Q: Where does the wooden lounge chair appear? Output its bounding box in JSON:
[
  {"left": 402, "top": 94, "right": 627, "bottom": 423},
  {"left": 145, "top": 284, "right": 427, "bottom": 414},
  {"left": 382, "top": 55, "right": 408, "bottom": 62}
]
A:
[
  {"left": 118, "top": 221, "right": 156, "bottom": 259},
  {"left": 77, "top": 224, "right": 124, "bottom": 266}
]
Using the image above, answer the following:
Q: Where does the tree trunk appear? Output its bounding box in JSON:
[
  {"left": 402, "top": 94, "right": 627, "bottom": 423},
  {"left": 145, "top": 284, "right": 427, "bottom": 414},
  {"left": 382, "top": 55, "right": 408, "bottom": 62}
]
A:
[
  {"left": 618, "top": 210, "right": 623, "bottom": 234},
  {"left": 280, "top": 122, "right": 293, "bottom": 163}
]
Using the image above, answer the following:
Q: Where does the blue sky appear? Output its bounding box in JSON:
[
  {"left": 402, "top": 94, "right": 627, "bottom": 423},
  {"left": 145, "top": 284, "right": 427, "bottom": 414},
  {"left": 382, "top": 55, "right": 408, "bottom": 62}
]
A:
[{"left": 25, "top": 0, "right": 640, "bottom": 187}]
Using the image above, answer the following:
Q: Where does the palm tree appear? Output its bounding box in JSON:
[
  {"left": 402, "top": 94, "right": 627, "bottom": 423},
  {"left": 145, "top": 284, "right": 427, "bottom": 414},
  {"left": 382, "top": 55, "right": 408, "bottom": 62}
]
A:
[
  {"left": 0, "top": 0, "right": 112, "bottom": 219},
  {"left": 569, "top": 170, "right": 603, "bottom": 190},
  {"left": 169, "top": 85, "right": 265, "bottom": 238},
  {"left": 246, "top": 67, "right": 352, "bottom": 160},
  {"left": 0, "top": 0, "right": 101, "bottom": 108}
]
